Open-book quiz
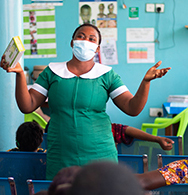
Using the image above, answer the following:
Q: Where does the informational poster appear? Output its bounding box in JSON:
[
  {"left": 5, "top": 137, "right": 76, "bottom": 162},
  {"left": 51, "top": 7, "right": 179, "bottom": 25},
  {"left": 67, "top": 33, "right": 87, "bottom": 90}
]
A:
[
  {"left": 99, "top": 39, "right": 118, "bottom": 65},
  {"left": 23, "top": 4, "right": 57, "bottom": 58},
  {"left": 79, "top": 0, "right": 117, "bottom": 40},
  {"left": 127, "top": 43, "right": 155, "bottom": 63},
  {"left": 129, "top": 7, "right": 139, "bottom": 20},
  {"left": 31, "top": 0, "right": 63, "bottom": 6},
  {"left": 126, "top": 28, "right": 154, "bottom": 42}
]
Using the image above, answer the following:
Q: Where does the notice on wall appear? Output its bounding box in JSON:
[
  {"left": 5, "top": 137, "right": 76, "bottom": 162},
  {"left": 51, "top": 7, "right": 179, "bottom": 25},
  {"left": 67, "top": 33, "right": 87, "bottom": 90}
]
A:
[
  {"left": 31, "top": 0, "right": 63, "bottom": 6},
  {"left": 126, "top": 28, "right": 154, "bottom": 42},
  {"left": 23, "top": 4, "right": 57, "bottom": 58},
  {"left": 127, "top": 43, "right": 155, "bottom": 63},
  {"left": 79, "top": 0, "right": 117, "bottom": 40},
  {"left": 129, "top": 7, "right": 139, "bottom": 20},
  {"left": 99, "top": 39, "right": 118, "bottom": 65}
]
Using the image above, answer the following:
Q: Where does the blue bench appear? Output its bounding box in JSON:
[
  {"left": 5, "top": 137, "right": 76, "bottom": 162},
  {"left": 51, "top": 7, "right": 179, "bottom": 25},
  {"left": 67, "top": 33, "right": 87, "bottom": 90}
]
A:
[
  {"left": 0, "top": 177, "right": 17, "bottom": 195},
  {"left": 27, "top": 179, "right": 52, "bottom": 195},
  {"left": 118, "top": 154, "right": 148, "bottom": 173},
  {"left": 152, "top": 183, "right": 188, "bottom": 194},
  {"left": 0, "top": 152, "right": 46, "bottom": 195},
  {"left": 117, "top": 136, "right": 182, "bottom": 171}
]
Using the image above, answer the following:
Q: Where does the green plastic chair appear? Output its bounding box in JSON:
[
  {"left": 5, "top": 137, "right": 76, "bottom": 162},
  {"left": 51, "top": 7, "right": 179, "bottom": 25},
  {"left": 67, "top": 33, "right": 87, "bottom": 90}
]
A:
[
  {"left": 24, "top": 111, "right": 48, "bottom": 129},
  {"left": 141, "top": 107, "right": 188, "bottom": 154}
]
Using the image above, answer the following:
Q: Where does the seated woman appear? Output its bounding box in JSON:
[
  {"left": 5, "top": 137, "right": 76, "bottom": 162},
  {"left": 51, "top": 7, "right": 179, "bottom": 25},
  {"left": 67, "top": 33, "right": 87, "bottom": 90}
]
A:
[
  {"left": 137, "top": 158, "right": 188, "bottom": 190},
  {"left": 7, "top": 121, "right": 46, "bottom": 152}
]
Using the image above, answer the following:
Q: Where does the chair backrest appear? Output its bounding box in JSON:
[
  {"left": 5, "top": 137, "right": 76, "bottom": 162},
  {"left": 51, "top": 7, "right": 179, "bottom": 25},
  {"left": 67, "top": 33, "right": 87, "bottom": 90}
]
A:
[
  {"left": 141, "top": 107, "right": 188, "bottom": 136},
  {"left": 27, "top": 179, "right": 52, "bottom": 195},
  {"left": 0, "top": 152, "right": 47, "bottom": 195},
  {"left": 157, "top": 154, "right": 188, "bottom": 168},
  {"left": 117, "top": 136, "right": 182, "bottom": 171},
  {"left": 118, "top": 154, "right": 148, "bottom": 173},
  {"left": 41, "top": 133, "right": 47, "bottom": 150},
  {"left": 24, "top": 112, "right": 48, "bottom": 129},
  {"left": 141, "top": 107, "right": 188, "bottom": 154},
  {"left": 152, "top": 183, "right": 188, "bottom": 193},
  {"left": 0, "top": 177, "right": 17, "bottom": 195}
]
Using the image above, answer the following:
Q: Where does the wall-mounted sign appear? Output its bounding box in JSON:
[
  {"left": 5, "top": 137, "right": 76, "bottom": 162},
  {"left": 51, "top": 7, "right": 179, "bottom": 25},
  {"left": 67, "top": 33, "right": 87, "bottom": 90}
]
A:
[{"left": 129, "top": 7, "right": 139, "bottom": 20}]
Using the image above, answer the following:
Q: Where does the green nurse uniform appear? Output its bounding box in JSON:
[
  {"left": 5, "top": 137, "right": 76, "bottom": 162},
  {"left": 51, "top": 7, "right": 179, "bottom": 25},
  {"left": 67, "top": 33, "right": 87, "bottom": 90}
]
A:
[{"left": 32, "top": 62, "right": 128, "bottom": 180}]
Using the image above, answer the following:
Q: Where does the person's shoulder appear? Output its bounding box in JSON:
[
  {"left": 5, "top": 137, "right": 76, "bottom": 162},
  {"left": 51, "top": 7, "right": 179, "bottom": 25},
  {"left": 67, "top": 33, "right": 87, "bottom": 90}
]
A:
[
  {"left": 37, "top": 148, "right": 47, "bottom": 153},
  {"left": 7, "top": 147, "right": 20, "bottom": 152}
]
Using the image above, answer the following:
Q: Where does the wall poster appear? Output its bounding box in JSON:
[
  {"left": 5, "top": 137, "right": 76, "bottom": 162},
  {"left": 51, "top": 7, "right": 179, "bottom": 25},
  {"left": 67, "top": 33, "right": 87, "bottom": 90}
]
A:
[
  {"left": 79, "top": 0, "right": 118, "bottom": 65},
  {"left": 127, "top": 43, "right": 155, "bottom": 63},
  {"left": 100, "top": 39, "right": 118, "bottom": 65},
  {"left": 79, "top": 0, "right": 117, "bottom": 40},
  {"left": 23, "top": 4, "right": 57, "bottom": 58}
]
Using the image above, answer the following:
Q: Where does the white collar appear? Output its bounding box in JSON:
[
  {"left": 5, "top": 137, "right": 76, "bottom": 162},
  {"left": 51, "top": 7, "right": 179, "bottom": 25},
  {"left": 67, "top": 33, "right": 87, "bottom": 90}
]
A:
[{"left": 49, "top": 62, "right": 112, "bottom": 79}]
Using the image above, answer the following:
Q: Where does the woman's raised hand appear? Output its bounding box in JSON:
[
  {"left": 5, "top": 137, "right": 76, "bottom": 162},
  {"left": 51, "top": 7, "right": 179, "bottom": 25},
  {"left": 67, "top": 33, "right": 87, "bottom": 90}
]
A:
[
  {"left": 144, "top": 61, "right": 171, "bottom": 82},
  {"left": 1, "top": 54, "right": 23, "bottom": 73}
]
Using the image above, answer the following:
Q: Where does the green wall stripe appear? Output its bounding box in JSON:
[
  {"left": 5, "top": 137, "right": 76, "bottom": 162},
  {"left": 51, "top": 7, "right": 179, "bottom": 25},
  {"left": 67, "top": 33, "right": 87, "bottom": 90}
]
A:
[
  {"left": 23, "top": 9, "right": 54, "bottom": 12},
  {"left": 37, "top": 38, "right": 56, "bottom": 43},
  {"left": 24, "top": 39, "right": 56, "bottom": 44},
  {"left": 25, "top": 49, "right": 56, "bottom": 55},
  {"left": 24, "top": 29, "right": 31, "bottom": 35},
  {"left": 24, "top": 50, "right": 31, "bottom": 55},
  {"left": 37, "top": 49, "right": 56, "bottom": 55},
  {"left": 23, "top": 17, "right": 29, "bottom": 23},
  {"left": 37, "top": 28, "right": 56, "bottom": 34},
  {"left": 36, "top": 15, "right": 55, "bottom": 22},
  {"left": 24, "top": 40, "right": 31, "bottom": 44}
]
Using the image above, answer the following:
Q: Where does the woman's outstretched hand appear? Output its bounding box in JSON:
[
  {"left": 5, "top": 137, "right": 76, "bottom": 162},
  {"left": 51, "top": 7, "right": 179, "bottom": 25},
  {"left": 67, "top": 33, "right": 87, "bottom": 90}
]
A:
[
  {"left": 1, "top": 54, "right": 23, "bottom": 73},
  {"left": 144, "top": 61, "right": 171, "bottom": 82}
]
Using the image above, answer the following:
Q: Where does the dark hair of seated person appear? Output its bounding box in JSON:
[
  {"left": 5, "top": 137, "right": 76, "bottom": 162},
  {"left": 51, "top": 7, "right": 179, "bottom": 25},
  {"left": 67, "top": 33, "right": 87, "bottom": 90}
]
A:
[
  {"left": 34, "top": 190, "right": 48, "bottom": 195},
  {"left": 9, "top": 121, "right": 44, "bottom": 152},
  {"left": 48, "top": 166, "right": 82, "bottom": 195},
  {"left": 69, "top": 161, "right": 145, "bottom": 195}
]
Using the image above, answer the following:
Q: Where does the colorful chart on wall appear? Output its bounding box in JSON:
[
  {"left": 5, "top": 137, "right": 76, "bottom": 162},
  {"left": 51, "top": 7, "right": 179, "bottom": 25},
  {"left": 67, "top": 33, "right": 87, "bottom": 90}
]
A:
[
  {"left": 23, "top": 4, "right": 57, "bottom": 58},
  {"left": 127, "top": 43, "right": 155, "bottom": 63},
  {"left": 31, "top": 0, "right": 63, "bottom": 6},
  {"left": 79, "top": 0, "right": 117, "bottom": 40}
]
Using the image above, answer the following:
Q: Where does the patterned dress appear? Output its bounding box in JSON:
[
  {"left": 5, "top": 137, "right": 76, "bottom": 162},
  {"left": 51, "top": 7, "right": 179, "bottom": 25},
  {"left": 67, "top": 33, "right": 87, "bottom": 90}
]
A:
[{"left": 158, "top": 158, "right": 188, "bottom": 185}]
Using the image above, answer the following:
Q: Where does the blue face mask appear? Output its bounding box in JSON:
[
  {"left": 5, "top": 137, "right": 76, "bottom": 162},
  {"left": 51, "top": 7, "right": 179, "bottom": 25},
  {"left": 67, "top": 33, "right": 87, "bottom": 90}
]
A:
[{"left": 72, "top": 40, "right": 98, "bottom": 62}]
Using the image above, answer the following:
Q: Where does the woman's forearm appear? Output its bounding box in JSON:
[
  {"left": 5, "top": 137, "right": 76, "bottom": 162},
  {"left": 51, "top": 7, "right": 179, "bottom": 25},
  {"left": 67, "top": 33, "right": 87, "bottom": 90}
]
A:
[
  {"left": 15, "top": 71, "right": 36, "bottom": 113},
  {"left": 128, "top": 79, "right": 150, "bottom": 116}
]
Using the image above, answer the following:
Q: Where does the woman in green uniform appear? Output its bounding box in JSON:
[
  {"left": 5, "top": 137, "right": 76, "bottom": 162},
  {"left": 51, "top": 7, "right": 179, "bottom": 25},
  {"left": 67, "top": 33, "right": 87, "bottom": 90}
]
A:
[{"left": 1, "top": 24, "right": 171, "bottom": 180}]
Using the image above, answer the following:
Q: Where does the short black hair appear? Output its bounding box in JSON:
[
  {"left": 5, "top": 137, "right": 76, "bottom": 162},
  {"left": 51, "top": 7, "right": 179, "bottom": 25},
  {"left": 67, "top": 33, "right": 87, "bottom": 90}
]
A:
[
  {"left": 72, "top": 24, "right": 102, "bottom": 45},
  {"left": 69, "top": 161, "right": 145, "bottom": 195},
  {"left": 16, "top": 121, "right": 43, "bottom": 152},
  {"left": 48, "top": 166, "right": 82, "bottom": 195}
]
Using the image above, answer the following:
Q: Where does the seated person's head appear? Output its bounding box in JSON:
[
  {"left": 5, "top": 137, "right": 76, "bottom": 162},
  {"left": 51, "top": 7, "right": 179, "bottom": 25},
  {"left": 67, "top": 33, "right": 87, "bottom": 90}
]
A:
[
  {"left": 34, "top": 190, "right": 47, "bottom": 195},
  {"left": 48, "top": 166, "right": 82, "bottom": 195},
  {"left": 69, "top": 161, "right": 145, "bottom": 195},
  {"left": 16, "top": 121, "right": 43, "bottom": 152}
]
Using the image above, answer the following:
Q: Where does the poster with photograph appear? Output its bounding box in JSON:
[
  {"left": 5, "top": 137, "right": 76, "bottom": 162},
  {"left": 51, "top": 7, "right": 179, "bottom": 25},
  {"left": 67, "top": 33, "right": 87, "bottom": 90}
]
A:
[
  {"left": 23, "top": 4, "right": 57, "bottom": 58},
  {"left": 79, "top": 0, "right": 117, "bottom": 40}
]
